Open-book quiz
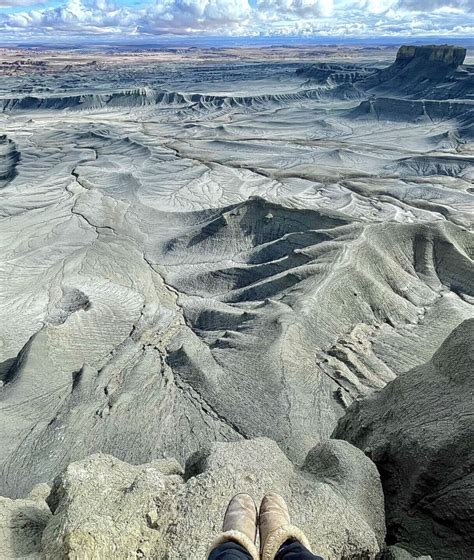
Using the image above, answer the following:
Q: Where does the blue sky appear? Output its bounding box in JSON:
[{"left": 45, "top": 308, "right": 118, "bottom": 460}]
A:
[{"left": 0, "top": 0, "right": 472, "bottom": 42}]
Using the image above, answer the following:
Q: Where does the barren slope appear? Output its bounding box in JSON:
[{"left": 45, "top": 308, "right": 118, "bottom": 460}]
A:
[{"left": 0, "top": 46, "right": 472, "bottom": 524}]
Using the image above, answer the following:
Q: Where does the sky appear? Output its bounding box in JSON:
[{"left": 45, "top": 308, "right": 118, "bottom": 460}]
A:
[{"left": 0, "top": 0, "right": 472, "bottom": 42}]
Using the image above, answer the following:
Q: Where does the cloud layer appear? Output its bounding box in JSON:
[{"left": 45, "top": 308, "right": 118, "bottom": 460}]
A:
[{"left": 0, "top": 0, "right": 472, "bottom": 39}]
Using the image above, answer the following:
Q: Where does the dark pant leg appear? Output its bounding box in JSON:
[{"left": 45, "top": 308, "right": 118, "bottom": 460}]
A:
[
  {"left": 208, "top": 541, "right": 254, "bottom": 560},
  {"left": 275, "top": 539, "right": 324, "bottom": 560}
]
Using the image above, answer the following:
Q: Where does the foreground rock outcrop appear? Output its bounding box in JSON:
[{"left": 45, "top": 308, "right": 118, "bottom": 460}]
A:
[
  {"left": 0, "top": 438, "right": 385, "bottom": 559},
  {"left": 335, "top": 319, "right": 474, "bottom": 560},
  {"left": 0, "top": 484, "right": 51, "bottom": 559}
]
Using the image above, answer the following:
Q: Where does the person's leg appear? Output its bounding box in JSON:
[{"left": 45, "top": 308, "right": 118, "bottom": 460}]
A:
[
  {"left": 275, "top": 538, "right": 324, "bottom": 560},
  {"left": 208, "top": 540, "right": 254, "bottom": 560}
]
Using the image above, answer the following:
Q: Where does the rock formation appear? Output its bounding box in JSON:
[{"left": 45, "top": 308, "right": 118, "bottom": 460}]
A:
[
  {"left": 0, "top": 438, "right": 386, "bottom": 559},
  {"left": 356, "top": 44, "right": 472, "bottom": 100},
  {"left": 296, "top": 44, "right": 473, "bottom": 105},
  {"left": 395, "top": 45, "right": 465, "bottom": 67},
  {"left": 334, "top": 320, "right": 474, "bottom": 560}
]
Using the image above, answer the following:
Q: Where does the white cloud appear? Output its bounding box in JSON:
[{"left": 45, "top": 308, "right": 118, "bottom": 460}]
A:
[
  {"left": 0, "top": 0, "right": 472, "bottom": 38},
  {"left": 395, "top": 0, "right": 472, "bottom": 11},
  {"left": 0, "top": 0, "right": 252, "bottom": 35},
  {"left": 0, "top": 0, "right": 46, "bottom": 7},
  {"left": 140, "top": 0, "right": 251, "bottom": 34},
  {"left": 257, "top": 0, "right": 334, "bottom": 18},
  {"left": 361, "top": 0, "right": 396, "bottom": 14},
  {"left": 1, "top": 0, "right": 136, "bottom": 32}
]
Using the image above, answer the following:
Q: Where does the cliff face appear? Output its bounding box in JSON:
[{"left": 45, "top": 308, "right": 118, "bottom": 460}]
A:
[
  {"left": 295, "top": 44, "right": 472, "bottom": 102},
  {"left": 354, "top": 44, "right": 472, "bottom": 100},
  {"left": 335, "top": 320, "right": 474, "bottom": 560},
  {"left": 396, "top": 45, "right": 466, "bottom": 67}
]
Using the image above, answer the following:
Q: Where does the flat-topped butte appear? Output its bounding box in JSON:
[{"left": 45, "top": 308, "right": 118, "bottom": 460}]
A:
[{"left": 396, "top": 44, "right": 466, "bottom": 67}]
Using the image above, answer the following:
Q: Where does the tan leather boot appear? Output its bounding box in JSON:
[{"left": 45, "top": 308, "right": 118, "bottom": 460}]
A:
[
  {"left": 259, "top": 492, "right": 311, "bottom": 560},
  {"left": 208, "top": 493, "right": 259, "bottom": 560}
]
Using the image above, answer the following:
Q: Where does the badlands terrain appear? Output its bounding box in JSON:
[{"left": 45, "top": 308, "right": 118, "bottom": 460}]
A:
[{"left": 0, "top": 44, "right": 473, "bottom": 559}]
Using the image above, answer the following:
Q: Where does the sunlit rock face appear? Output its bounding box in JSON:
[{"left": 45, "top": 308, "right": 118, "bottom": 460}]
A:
[
  {"left": 0, "top": 43, "right": 472, "bottom": 558},
  {"left": 0, "top": 438, "right": 386, "bottom": 560}
]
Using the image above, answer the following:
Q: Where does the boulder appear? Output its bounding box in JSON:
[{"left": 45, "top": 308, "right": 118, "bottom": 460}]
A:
[{"left": 0, "top": 484, "right": 51, "bottom": 559}]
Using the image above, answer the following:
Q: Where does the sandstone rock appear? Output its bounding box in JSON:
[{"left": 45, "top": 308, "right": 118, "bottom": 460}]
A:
[
  {"left": 396, "top": 45, "right": 466, "bottom": 67},
  {"left": 38, "top": 438, "right": 385, "bottom": 559},
  {"left": 0, "top": 487, "right": 51, "bottom": 559},
  {"left": 335, "top": 319, "right": 474, "bottom": 560}
]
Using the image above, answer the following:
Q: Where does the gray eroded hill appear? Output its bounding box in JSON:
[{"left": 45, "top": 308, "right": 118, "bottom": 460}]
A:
[{"left": 1, "top": 196, "right": 472, "bottom": 500}]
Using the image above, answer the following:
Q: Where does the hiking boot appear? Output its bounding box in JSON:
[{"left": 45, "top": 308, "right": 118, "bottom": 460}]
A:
[
  {"left": 259, "top": 492, "right": 311, "bottom": 560},
  {"left": 208, "top": 493, "right": 259, "bottom": 560}
]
